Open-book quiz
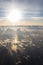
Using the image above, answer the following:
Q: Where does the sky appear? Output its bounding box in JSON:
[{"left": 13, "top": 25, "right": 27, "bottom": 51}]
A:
[{"left": 0, "top": 0, "right": 43, "bottom": 21}]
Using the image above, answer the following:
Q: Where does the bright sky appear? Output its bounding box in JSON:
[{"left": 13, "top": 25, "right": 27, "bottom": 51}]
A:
[{"left": 0, "top": 0, "right": 43, "bottom": 21}]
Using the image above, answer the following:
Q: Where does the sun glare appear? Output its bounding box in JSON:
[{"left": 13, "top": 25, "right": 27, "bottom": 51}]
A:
[{"left": 7, "top": 9, "right": 22, "bottom": 22}]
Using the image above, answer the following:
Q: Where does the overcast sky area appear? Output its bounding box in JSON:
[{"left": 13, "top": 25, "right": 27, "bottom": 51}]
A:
[{"left": 0, "top": 0, "right": 43, "bottom": 21}]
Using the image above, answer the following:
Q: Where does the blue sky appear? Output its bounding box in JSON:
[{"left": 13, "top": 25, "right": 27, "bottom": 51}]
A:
[{"left": 0, "top": 0, "right": 43, "bottom": 20}]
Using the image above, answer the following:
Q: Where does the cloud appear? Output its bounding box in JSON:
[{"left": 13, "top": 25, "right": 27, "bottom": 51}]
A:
[{"left": 0, "top": 0, "right": 43, "bottom": 11}]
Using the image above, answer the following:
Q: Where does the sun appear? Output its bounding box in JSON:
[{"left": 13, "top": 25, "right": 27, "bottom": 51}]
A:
[{"left": 7, "top": 9, "right": 22, "bottom": 22}]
